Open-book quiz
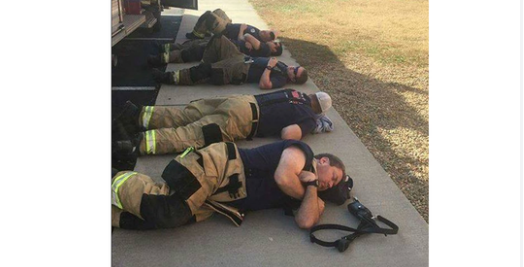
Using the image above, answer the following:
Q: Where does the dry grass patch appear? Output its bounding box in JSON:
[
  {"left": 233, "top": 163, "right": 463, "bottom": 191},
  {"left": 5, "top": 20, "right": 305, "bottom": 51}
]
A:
[{"left": 250, "top": 0, "right": 429, "bottom": 221}]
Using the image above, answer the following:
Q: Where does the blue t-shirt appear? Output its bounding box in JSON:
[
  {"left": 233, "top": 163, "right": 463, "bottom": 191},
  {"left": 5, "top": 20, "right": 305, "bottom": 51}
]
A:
[
  {"left": 225, "top": 24, "right": 261, "bottom": 41},
  {"left": 246, "top": 57, "right": 288, "bottom": 88},
  {"left": 254, "top": 89, "right": 317, "bottom": 138},
  {"left": 234, "top": 40, "right": 271, "bottom": 57},
  {"left": 226, "top": 140, "right": 314, "bottom": 212}
]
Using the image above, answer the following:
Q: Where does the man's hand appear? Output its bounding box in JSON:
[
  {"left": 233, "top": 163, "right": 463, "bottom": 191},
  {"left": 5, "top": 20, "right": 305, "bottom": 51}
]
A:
[
  {"left": 317, "top": 198, "right": 325, "bottom": 215},
  {"left": 267, "top": 57, "right": 278, "bottom": 69},
  {"left": 260, "top": 57, "right": 279, "bottom": 89},
  {"left": 299, "top": 170, "right": 317, "bottom": 183},
  {"left": 244, "top": 42, "right": 253, "bottom": 51}
]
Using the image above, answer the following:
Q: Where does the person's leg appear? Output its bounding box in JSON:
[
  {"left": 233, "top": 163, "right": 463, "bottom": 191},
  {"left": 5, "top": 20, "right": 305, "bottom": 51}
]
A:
[
  {"left": 202, "top": 36, "right": 243, "bottom": 63},
  {"left": 212, "top": 9, "right": 232, "bottom": 25},
  {"left": 138, "top": 113, "right": 230, "bottom": 155},
  {"left": 152, "top": 62, "right": 212, "bottom": 85},
  {"left": 140, "top": 97, "right": 227, "bottom": 129},
  {"left": 186, "top": 11, "right": 220, "bottom": 39},
  {"left": 111, "top": 171, "right": 194, "bottom": 229},
  {"left": 157, "top": 40, "right": 207, "bottom": 64}
]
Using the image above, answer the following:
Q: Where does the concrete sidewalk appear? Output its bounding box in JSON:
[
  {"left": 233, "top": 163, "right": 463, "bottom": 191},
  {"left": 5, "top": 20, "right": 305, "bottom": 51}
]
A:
[{"left": 112, "top": 1, "right": 428, "bottom": 266}]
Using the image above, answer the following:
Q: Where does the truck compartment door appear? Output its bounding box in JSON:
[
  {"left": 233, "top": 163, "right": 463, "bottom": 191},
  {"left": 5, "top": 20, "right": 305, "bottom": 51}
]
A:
[{"left": 161, "top": 0, "right": 198, "bottom": 10}]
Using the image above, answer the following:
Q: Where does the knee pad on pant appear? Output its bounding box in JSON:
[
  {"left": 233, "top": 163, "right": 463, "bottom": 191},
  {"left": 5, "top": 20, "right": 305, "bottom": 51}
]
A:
[
  {"left": 210, "top": 68, "right": 227, "bottom": 85},
  {"left": 202, "top": 123, "right": 223, "bottom": 146},
  {"left": 161, "top": 159, "right": 201, "bottom": 199},
  {"left": 181, "top": 46, "right": 205, "bottom": 62},
  {"left": 189, "top": 63, "right": 212, "bottom": 83},
  {"left": 139, "top": 193, "right": 193, "bottom": 229}
]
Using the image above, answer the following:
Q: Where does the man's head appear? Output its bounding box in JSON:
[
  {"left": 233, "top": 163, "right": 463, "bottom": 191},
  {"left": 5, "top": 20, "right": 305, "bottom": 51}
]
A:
[
  {"left": 315, "top": 153, "right": 353, "bottom": 205},
  {"left": 308, "top": 92, "right": 332, "bottom": 114},
  {"left": 268, "top": 42, "right": 283, "bottom": 56},
  {"left": 287, "top": 66, "right": 308, "bottom": 84},
  {"left": 314, "top": 153, "right": 345, "bottom": 191},
  {"left": 260, "top": 30, "right": 277, "bottom": 42}
]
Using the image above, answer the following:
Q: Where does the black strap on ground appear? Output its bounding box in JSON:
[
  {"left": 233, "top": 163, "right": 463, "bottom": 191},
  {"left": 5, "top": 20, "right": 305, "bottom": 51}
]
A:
[{"left": 309, "top": 215, "right": 399, "bottom": 252}]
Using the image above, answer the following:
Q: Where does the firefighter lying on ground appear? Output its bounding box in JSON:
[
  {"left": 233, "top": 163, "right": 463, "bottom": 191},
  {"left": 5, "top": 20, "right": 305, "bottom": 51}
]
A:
[
  {"left": 112, "top": 140, "right": 351, "bottom": 230},
  {"left": 185, "top": 8, "right": 277, "bottom": 42},
  {"left": 113, "top": 89, "right": 332, "bottom": 156},
  {"left": 148, "top": 34, "right": 283, "bottom": 66},
  {"left": 151, "top": 35, "right": 307, "bottom": 89}
]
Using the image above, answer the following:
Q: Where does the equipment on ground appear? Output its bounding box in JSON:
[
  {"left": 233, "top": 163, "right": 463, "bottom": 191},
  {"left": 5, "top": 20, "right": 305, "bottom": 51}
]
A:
[{"left": 309, "top": 197, "right": 399, "bottom": 252}]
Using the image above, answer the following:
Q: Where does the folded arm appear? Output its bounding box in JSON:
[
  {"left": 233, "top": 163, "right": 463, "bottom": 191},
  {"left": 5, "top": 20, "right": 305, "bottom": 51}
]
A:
[{"left": 259, "top": 57, "right": 278, "bottom": 89}]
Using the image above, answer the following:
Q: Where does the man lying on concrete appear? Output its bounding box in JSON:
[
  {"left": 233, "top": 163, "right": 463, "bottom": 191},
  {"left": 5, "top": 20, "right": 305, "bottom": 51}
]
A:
[
  {"left": 148, "top": 34, "right": 283, "bottom": 66},
  {"left": 112, "top": 140, "right": 352, "bottom": 230},
  {"left": 185, "top": 8, "right": 277, "bottom": 42},
  {"left": 152, "top": 36, "right": 307, "bottom": 89},
  {"left": 113, "top": 89, "right": 332, "bottom": 156}
]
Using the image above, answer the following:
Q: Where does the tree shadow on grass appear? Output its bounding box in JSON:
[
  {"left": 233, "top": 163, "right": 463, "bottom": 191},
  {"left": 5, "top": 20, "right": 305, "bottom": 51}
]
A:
[{"left": 282, "top": 38, "right": 429, "bottom": 221}]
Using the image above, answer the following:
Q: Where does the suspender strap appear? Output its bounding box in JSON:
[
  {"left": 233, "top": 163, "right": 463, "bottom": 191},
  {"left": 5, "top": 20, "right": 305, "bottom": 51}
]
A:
[
  {"left": 246, "top": 102, "right": 259, "bottom": 140},
  {"left": 213, "top": 174, "right": 243, "bottom": 199},
  {"left": 256, "top": 89, "right": 310, "bottom": 107},
  {"left": 212, "top": 142, "right": 243, "bottom": 199},
  {"left": 225, "top": 142, "right": 236, "bottom": 160}
]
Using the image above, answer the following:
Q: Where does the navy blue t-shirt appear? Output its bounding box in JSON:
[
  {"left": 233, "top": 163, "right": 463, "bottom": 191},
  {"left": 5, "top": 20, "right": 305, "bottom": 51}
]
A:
[
  {"left": 232, "top": 40, "right": 271, "bottom": 57},
  {"left": 254, "top": 89, "right": 317, "bottom": 138},
  {"left": 225, "top": 24, "right": 261, "bottom": 41},
  {"left": 246, "top": 57, "right": 288, "bottom": 88},
  {"left": 226, "top": 140, "right": 314, "bottom": 212}
]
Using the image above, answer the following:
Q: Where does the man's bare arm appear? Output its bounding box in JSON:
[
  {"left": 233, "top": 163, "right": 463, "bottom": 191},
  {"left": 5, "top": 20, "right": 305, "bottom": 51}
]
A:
[
  {"left": 274, "top": 146, "right": 307, "bottom": 199},
  {"left": 238, "top": 24, "right": 248, "bottom": 40},
  {"left": 243, "top": 33, "right": 261, "bottom": 50},
  {"left": 281, "top": 124, "right": 303, "bottom": 140},
  {"left": 295, "top": 185, "right": 325, "bottom": 229},
  {"left": 259, "top": 57, "right": 278, "bottom": 89}
]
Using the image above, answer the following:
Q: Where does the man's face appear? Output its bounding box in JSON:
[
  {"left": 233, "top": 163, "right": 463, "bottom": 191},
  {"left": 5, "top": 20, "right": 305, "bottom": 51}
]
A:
[
  {"left": 260, "top": 30, "right": 274, "bottom": 42},
  {"left": 287, "top": 66, "right": 303, "bottom": 83},
  {"left": 268, "top": 42, "right": 280, "bottom": 53},
  {"left": 316, "top": 157, "right": 344, "bottom": 191}
]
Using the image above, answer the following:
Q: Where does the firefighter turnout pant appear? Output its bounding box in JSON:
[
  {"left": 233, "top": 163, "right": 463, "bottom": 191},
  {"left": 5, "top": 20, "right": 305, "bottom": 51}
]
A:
[
  {"left": 160, "top": 38, "right": 209, "bottom": 64},
  {"left": 111, "top": 142, "right": 247, "bottom": 229},
  {"left": 165, "top": 36, "right": 248, "bottom": 85},
  {"left": 137, "top": 95, "right": 258, "bottom": 155},
  {"left": 191, "top": 9, "right": 232, "bottom": 38}
]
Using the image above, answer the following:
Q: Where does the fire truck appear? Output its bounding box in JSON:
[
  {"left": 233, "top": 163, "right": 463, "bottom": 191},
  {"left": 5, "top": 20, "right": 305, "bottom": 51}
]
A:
[{"left": 111, "top": 0, "right": 198, "bottom": 46}]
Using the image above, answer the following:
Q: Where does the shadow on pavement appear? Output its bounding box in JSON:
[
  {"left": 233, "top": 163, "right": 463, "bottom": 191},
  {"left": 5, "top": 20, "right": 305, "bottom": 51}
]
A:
[{"left": 281, "top": 37, "right": 429, "bottom": 219}]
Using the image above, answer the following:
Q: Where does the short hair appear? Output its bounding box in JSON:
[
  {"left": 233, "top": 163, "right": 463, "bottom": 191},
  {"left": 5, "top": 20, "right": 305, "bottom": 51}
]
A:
[
  {"left": 314, "top": 153, "right": 346, "bottom": 178},
  {"left": 269, "top": 31, "right": 276, "bottom": 40},
  {"left": 270, "top": 43, "right": 283, "bottom": 56},
  {"left": 295, "top": 67, "right": 308, "bottom": 84}
]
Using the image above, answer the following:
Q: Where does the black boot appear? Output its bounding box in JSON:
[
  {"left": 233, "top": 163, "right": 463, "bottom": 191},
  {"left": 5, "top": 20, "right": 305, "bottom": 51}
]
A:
[
  {"left": 147, "top": 55, "right": 165, "bottom": 67},
  {"left": 113, "top": 133, "right": 143, "bottom": 160},
  {"left": 185, "top": 31, "right": 205, "bottom": 40},
  {"left": 113, "top": 101, "right": 141, "bottom": 135},
  {"left": 152, "top": 68, "right": 174, "bottom": 84}
]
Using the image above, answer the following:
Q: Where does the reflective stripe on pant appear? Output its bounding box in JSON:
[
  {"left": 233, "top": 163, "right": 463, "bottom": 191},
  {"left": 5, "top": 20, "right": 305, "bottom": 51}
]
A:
[
  {"left": 111, "top": 171, "right": 170, "bottom": 227},
  {"left": 137, "top": 95, "right": 257, "bottom": 155}
]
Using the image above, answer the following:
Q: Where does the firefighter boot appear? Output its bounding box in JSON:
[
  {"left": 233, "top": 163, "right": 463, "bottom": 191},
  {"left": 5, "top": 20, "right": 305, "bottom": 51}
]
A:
[
  {"left": 152, "top": 68, "right": 174, "bottom": 84},
  {"left": 113, "top": 133, "right": 143, "bottom": 159},
  {"left": 113, "top": 101, "right": 141, "bottom": 135},
  {"left": 147, "top": 55, "right": 165, "bottom": 67}
]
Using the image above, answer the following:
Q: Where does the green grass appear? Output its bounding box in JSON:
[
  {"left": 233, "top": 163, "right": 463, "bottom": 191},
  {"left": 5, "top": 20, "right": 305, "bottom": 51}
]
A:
[{"left": 250, "top": 0, "right": 429, "bottom": 221}]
